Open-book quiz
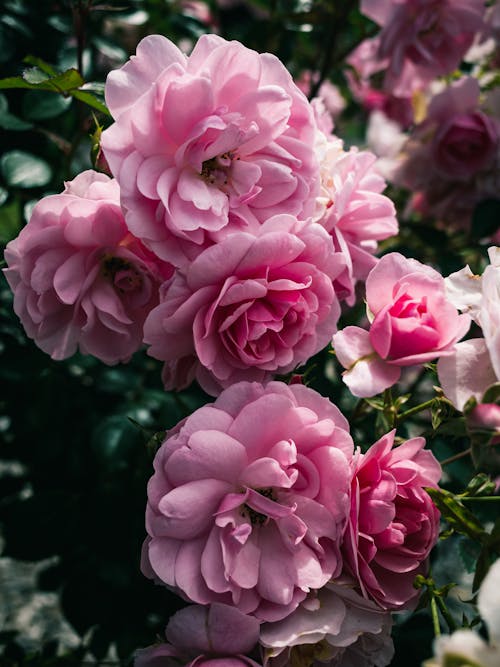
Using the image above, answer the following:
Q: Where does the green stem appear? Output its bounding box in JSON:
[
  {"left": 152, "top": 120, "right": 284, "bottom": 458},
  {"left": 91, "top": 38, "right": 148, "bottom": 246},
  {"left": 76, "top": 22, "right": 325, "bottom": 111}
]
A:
[
  {"left": 440, "top": 448, "right": 472, "bottom": 466},
  {"left": 396, "top": 398, "right": 436, "bottom": 425},
  {"left": 435, "top": 595, "right": 457, "bottom": 633},
  {"left": 430, "top": 597, "right": 441, "bottom": 638},
  {"left": 461, "top": 496, "right": 500, "bottom": 502}
]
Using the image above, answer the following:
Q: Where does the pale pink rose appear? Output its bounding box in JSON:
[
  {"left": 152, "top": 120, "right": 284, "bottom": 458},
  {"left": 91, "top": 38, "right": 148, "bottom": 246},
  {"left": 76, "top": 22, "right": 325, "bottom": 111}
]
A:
[
  {"left": 3, "top": 171, "right": 172, "bottom": 364},
  {"left": 135, "top": 603, "right": 261, "bottom": 667},
  {"left": 437, "top": 339, "right": 499, "bottom": 411},
  {"left": 332, "top": 327, "right": 400, "bottom": 398},
  {"left": 358, "top": 0, "right": 486, "bottom": 95},
  {"left": 101, "top": 34, "right": 319, "bottom": 267},
  {"left": 314, "top": 136, "right": 398, "bottom": 305},
  {"left": 144, "top": 215, "right": 345, "bottom": 394},
  {"left": 260, "top": 583, "right": 393, "bottom": 667},
  {"left": 142, "top": 380, "right": 354, "bottom": 621},
  {"left": 342, "top": 430, "right": 441, "bottom": 610},
  {"left": 439, "top": 247, "right": 500, "bottom": 409}
]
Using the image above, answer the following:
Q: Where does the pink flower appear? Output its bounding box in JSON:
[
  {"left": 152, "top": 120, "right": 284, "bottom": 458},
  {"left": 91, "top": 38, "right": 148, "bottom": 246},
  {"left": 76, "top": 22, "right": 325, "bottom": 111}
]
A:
[
  {"left": 394, "top": 78, "right": 499, "bottom": 227},
  {"left": 135, "top": 603, "right": 261, "bottom": 667},
  {"left": 333, "top": 253, "right": 470, "bottom": 396},
  {"left": 438, "top": 247, "right": 500, "bottom": 409},
  {"left": 314, "top": 137, "right": 398, "bottom": 304},
  {"left": 3, "top": 171, "right": 172, "bottom": 364},
  {"left": 260, "top": 583, "right": 394, "bottom": 667},
  {"left": 101, "top": 34, "right": 319, "bottom": 267},
  {"left": 142, "top": 380, "right": 354, "bottom": 621},
  {"left": 427, "top": 78, "right": 499, "bottom": 181},
  {"left": 358, "top": 0, "right": 486, "bottom": 95},
  {"left": 342, "top": 430, "right": 441, "bottom": 610},
  {"left": 437, "top": 338, "right": 499, "bottom": 411},
  {"left": 144, "top": 215, "right": 345, "bottom": 395}
]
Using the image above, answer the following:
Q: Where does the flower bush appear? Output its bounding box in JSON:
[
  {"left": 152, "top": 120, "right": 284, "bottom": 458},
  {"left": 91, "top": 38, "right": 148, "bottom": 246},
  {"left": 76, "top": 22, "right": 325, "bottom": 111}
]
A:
[{"left": 1, "top": 2, "right": 499, "bottom": 667}]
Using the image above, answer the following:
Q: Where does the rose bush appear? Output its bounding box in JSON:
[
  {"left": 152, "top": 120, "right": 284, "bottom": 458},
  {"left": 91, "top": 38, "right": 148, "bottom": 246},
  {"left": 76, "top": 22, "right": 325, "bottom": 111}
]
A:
[{"left": 142, "top": 381, "right": 354, "bottom": 621}]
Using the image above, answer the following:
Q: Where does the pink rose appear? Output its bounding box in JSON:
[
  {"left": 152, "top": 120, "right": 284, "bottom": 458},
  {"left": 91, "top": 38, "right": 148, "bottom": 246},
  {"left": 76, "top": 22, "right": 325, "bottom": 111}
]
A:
[
  {"left": 144, "top": 215, "right": 345, "bottom": 395},
  {"left": 428, "top": 79, "right": 499, "bottom": 181},
  {"left": 101, "top": 34, "right": 319, "bottom": 267},
  {"left": 3, "top": 171, "right": 172, "bottom": 364},
  {"left": 342, "top": 430, "right": 441, "bottom": 610},
  {"left": 438, "top": 247, "right": 500, "bottom": 409},
  {"left": 260, "top": 583, "right": 394, "bottom": 667},
  {"left": 135, "top": 603, "right": 261, "bottom": 667},
  {"left": 358, "top": 0, "right": 486, "bottom": 95},
  {"left": 333, "top": 253, "right": 470, "bottom": 397},
  {"left": 142, "top": 380, "right": 354, "bottom": 621},
  {"left": 314, "top": 137, "right": 398, "bottom": 305}
]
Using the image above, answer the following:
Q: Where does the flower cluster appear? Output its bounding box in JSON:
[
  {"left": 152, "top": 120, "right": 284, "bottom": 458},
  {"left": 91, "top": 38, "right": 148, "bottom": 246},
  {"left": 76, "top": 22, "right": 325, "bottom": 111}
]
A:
[
  {"left": 2, "top": 28, "right": 451, "bottom": 667},
  {"left": 347, "top": 1, "right": 500, "bottom": 235},
  {"left": 140, "top": 380, "right": 441, "bottom": 665},
  {"left": 4, "top": 33, "right": 397, "bottom": 396}
]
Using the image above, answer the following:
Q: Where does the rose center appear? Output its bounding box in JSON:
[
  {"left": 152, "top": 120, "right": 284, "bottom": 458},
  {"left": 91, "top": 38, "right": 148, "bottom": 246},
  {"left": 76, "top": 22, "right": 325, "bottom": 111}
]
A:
[
  {"left": 101, "top": 255, "right": 143, "bottom": 294},
  {"left": 243, "top": 487, "right": 276, "bottom": 526},
  {"left": 200, "top": 151, "right": 239, "bottom": 190}
]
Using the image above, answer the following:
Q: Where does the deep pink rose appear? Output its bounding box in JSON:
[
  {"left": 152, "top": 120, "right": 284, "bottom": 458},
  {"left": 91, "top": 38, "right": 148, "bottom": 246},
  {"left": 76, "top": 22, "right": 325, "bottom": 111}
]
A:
[
  {"left": 333, "top": 253, "right": 470, "bottom": 397},
  {"left": 314, "top": 136, "right": 398, "bottom": 305},
  {"left": 367, "top": 253, "right": 470, "bottom": 366},
  {"left": 101, "top": 34, "right": 319, "bottom": 267},
  {"left": 357, "top": 0, "right": 486, "bottom": 95},
  {"left": 135, "top": 603, "right": 261, "bottom": 667},
  {"left": 342, "top": 430, "right": 441, "bottom": 610},
  {"left": 142, "top": 381, "right": 354, "bottom": 621},
  {"left": 144, "top": 215, "right": 345, "bottom": 395},
  {"left": 3, "top": 171, "right": 172, "bottom": 364}
]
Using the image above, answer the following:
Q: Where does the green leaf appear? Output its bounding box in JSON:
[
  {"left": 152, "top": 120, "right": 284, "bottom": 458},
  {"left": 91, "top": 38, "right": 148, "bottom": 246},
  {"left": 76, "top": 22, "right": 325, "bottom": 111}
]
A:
[
  {"left": 22, "top": 90, "right": 72, "bottom": 119},
  {"left": 426, "top": 487, "right": 487, "bottom": 542},
  {"left": 23, "top": 55, "right": 57, "bottom": 76},
  {"left": 22, "top": 66, "right": 50, "bottom": 85},
  {"left": 482, "top": 383, "right": 500, "bottom": 404},
  {"left": 1, "top": 150, "right": 52, "bottom": 188},
  {"left": 70, "top": 89, "right": 111, "bottom": 116},
  {"left": 0, "top": 185, "right": 8, "bottom": 207},
  {"left": 0, "top": 67, "right": 84, "bottom": 93},
  {"left": 0, "top": 197, "right": 22, "bottom": 243}
]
